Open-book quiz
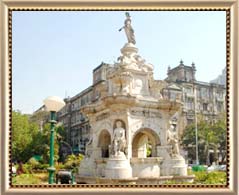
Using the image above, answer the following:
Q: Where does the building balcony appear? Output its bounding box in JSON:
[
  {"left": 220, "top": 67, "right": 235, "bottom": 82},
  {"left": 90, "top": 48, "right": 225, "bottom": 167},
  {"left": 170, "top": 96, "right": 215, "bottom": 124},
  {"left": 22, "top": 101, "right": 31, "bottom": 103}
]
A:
[
  {"left": 71, "top": 119, "right": 89, "bottom": 127},
  {"left": 202, "top": 110, "right": 209, "bottom": 115},
  {"left": 183, "top": 107, "right": 196, "bottom": 113},
  {"left": 71, "top": 106, "right": 81, "bottom": 112},
  {"left": 57, "top": 111, "right": 69, "bottom": 118},
  {"left": 71, "top": 120, "right": 82, "bottom": 127},
  {"left": 200, "top": 97, "right": 210, "bottom": 102},
  {"left": 216, "top": 97, "right": 224, "bottom": 102},
  {"left": 186, "top": 115, "right": 195, "bottom": 120},
  {"left": 80, "top": 117, "right": 85, "bottom": 122},
  {"left": 185, "top": 93, "right": 195, "bottom": 98}
]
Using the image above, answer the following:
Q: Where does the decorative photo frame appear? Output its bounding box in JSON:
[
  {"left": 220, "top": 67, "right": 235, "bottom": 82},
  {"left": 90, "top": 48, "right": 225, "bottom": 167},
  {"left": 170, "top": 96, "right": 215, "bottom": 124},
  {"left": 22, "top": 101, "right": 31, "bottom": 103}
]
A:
[{"left": 0, "top": 0, "right": 238, "bottom": 195}]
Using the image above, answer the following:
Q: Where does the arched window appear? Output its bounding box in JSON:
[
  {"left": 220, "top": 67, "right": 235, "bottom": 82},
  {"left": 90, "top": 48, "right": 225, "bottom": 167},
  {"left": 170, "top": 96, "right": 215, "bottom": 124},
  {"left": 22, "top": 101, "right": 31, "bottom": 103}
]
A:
[{"left": 98, "top": 130, "right": 111, "bottom": 158}]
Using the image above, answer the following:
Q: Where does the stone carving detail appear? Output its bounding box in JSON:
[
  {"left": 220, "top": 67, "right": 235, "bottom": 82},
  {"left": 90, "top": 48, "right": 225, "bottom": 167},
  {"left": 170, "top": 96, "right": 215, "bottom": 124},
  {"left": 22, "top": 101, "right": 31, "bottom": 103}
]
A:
[
  {"left": 130, "top": 109, "right": 162, "bottom": 118},
  {"left": 111, "top": 121, "right": 126, "bottom": 156},
  {"left": 96, "top": 113, "right": 110, "bottom": 121},
  {"left": 134, "top": 78, "right": 143, "bottom": 93},
  {"left": 116, "top": 44, "right": 153, "bottom": 72},
  {"left": 84, "top": 137, "right": 93, "bottom": 158}
]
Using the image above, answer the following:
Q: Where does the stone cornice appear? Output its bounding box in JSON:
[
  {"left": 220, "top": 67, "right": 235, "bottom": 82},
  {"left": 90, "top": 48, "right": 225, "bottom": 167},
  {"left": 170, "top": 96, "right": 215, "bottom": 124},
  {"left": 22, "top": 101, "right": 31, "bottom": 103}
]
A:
[{"left": 80, "top": 94, "right": 182, "bottom": 115}]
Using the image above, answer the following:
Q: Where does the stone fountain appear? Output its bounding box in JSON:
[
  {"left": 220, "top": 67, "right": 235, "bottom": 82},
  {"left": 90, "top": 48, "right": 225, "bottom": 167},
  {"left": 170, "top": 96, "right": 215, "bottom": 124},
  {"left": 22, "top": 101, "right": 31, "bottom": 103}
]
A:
[{"left": 75, "top": 12, "right": 194, "bottom": 184}]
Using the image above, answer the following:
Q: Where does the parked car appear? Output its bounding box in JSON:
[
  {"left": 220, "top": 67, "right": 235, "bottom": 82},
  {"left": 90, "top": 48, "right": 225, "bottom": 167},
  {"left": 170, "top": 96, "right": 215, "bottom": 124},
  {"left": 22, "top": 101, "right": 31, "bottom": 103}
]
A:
[
  {"left": 207, "top": 164, "right": 226, "bottom": 172},
  {"left": 56, "top": 169, "right": 73, "bottom": 184}
]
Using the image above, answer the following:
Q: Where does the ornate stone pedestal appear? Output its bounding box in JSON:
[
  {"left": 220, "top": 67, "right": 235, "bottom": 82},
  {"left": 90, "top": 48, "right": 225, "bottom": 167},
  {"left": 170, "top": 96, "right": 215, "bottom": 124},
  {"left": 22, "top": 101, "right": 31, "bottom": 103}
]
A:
[
  {"left": 78, "top": 158, "right": 96, "bottom": 177},
  {"left": 131, "top": 157, "right": 162, "bottom": 178},
  {"left": 157, "top": 145, "right": 172, "bottom": 159},
  {"left": 161, "top": 156, "right": 187, "bottom": 176},
  {"left": 105, "top": 154, "right": 132, "bottom": 179}
]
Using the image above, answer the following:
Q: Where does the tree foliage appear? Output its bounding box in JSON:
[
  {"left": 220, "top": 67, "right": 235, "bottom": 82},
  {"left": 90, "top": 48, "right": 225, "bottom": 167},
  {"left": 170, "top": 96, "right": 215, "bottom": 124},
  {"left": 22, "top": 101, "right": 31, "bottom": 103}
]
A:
[
  {"left": 64, "top": 154, "right": 84, "bottom": 172},
  {"left": 12, "top": 111, "right": 39, "bottom": 162},
  {"left": 12, "top": 110, "right": 67, "bottom": 163},
  {"left": 181, "top": 117, "right": 226, "bottom": 165},
  {"left": 29, "top": 110, "right": 48, "bottom": 124}
]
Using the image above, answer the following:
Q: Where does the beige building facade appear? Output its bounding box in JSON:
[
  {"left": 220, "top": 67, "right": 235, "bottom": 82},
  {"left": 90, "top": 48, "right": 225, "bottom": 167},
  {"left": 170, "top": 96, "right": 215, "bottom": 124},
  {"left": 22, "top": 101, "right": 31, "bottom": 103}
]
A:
[{"left": 164, "top": 60, "right": 226, "bottom": 135}]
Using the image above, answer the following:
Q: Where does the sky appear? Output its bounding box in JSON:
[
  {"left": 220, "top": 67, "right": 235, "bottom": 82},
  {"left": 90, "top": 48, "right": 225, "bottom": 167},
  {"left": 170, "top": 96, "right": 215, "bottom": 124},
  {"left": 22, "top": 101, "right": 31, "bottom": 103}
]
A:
[{"left": 12, "top": 11, "right": 226, "bottom": 114}]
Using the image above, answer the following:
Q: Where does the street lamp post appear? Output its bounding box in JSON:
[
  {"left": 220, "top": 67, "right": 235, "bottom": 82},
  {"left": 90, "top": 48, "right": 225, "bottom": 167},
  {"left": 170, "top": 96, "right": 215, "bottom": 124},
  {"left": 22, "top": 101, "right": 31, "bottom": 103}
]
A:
[
  {"left": 193, "top": 84, "right": 199, "bottom": 165},
  {"left": 44, "top": 96, "right": 65, "bottom": 184}
]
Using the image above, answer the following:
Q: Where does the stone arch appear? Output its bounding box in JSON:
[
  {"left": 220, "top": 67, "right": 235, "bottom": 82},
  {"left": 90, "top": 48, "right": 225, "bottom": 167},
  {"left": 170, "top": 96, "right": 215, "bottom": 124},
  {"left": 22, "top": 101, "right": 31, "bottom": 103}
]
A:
[
  {"left": 95, "top": 121, "right": 112, "bottom": 134},
  {"left": 132, "top": 128, "right": 161, "bottom": 158},
  {"left": 98, "top": 129, "right": 111, "bottom": 158}
]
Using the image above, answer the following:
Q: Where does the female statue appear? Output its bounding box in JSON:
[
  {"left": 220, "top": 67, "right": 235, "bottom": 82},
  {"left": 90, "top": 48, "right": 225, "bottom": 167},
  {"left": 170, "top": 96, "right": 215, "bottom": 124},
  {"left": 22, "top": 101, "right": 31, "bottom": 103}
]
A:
[{"left": 119, "top": 12, "right": 136, "bottom": 45}]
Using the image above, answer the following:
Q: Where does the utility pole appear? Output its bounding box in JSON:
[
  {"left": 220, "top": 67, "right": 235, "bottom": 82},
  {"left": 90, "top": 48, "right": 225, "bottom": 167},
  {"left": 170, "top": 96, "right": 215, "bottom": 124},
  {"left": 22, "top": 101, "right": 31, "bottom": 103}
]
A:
[{"left": 194, "top": 83, "right": 199, "bottom": 165}]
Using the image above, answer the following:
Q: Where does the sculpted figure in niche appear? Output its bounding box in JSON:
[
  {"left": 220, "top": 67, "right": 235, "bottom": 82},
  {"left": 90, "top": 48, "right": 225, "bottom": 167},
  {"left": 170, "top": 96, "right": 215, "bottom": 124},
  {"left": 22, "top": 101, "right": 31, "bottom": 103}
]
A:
[
  {"left": 119, "top": 12, "right": 136, "bottom": 45},
  {"left": 85, "top": 137, "right": 93, "bottom": 158},
  {"left": 112, "top": 121, "right": 126, "bottom": 156},
  {"left": 166, "top": 121, "right": 180, "bottom": 157}
]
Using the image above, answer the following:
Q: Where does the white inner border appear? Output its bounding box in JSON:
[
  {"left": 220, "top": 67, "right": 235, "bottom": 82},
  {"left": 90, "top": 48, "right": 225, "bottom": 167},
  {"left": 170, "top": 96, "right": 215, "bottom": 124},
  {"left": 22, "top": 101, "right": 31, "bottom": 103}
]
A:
[{"left": 0, "top": 0, "right": 238, "bottom": 194}]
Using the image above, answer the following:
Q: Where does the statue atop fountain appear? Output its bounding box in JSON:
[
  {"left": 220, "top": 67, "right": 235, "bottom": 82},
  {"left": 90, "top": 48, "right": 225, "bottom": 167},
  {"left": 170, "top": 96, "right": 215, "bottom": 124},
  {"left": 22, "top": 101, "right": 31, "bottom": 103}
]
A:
[{"left": 119, "top": 12, "right": 136, "bottom": 45}]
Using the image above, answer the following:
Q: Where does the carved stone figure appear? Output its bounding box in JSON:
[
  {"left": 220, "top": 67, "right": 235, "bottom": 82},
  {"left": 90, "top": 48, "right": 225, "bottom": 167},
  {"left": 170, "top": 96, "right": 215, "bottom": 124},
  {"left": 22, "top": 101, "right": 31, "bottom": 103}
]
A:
[
  {"left": 84, "top": 137, "right": 93, "bottom": 158},
  {"left": 166, "top": 122, "right": 180, "bottom": 157},
  {"left": 119, "top": 12, "right": 136, "bottom": 44},
  {"left": 112, "top": 121, "right": 126, "bottom": 156}
]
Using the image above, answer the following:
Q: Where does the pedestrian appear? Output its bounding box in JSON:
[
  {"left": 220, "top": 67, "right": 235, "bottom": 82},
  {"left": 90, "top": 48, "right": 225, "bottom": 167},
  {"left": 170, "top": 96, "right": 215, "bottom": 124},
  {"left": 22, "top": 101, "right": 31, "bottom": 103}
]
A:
[{"left": 16, "top": 161, "right": 24, "bottom": 175}]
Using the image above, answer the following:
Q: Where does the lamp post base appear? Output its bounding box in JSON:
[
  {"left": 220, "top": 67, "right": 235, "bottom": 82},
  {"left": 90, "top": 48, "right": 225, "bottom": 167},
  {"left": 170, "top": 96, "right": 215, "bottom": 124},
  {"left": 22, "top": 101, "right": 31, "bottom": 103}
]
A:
[{"left": 48, "top": 166, "right": 56, "bottom": 184}]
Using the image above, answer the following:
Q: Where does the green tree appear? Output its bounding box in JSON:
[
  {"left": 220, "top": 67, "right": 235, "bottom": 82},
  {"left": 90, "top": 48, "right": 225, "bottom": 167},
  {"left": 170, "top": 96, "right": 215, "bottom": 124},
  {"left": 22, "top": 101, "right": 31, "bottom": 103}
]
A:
[
  {"left": 40, "top": 123, "right": 66, "bottom": 163},
  {"left": 211, "top": 118, "right": 227, "bottom": 163},
  {"left": 12, "top": 111, "right": 39, "bottom": 162},
  {"left": 56, "top": 125, "right": 67, "bottom": 141},
  {"left": 12, "top": 110, "right": 66, "bottom": 165},
  {"left": 29, "top": 110, "right": 49, "bottom": 124},
  {"left": 181, "top": 118, "right": 226, "bottom": 165},
  {"left": 64, "top": 154, "right": 84, "bottom": 173}
]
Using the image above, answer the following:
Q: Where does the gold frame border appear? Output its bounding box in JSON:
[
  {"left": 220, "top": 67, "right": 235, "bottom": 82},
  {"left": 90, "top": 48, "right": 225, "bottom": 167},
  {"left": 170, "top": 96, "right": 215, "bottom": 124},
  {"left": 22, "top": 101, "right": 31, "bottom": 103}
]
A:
[{"left": 0, "top": 0, "right": 238, "bottom": 195}]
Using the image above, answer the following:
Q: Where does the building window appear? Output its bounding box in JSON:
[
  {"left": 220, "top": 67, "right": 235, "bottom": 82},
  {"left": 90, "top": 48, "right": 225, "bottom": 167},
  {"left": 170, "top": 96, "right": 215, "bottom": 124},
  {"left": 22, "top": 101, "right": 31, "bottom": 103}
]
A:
[
  {"left": 187, "top": 119, "right": 194, "bottom": 124},
  {"left": 169, "top": 92, "right": 176, "bottom": 100},
  {"left": 201, "top": 88, "right": 209, "bottom": 98},
  {"left": 203, "top": 103, "right": 208, "bottom": 111},
  {"left": 185, "top": 87, "right": 192, "bottom": 94},
  {"left": 81, "top": 97, "right": 85, "bottom": 106},
  {"left": 217, "top": 103, "right": 223, "bottom": 112},
  {"left": 185, "top": 98, "right": 193, "bottom": 110}
]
